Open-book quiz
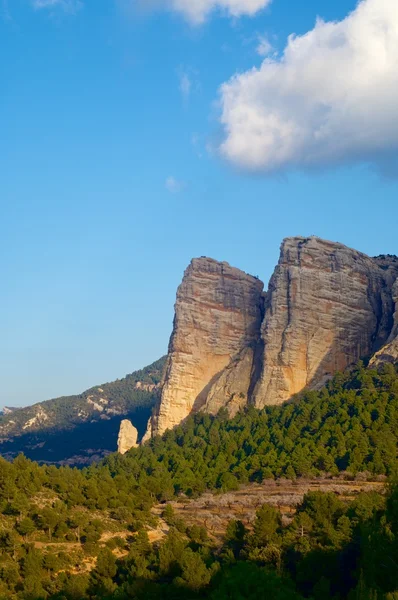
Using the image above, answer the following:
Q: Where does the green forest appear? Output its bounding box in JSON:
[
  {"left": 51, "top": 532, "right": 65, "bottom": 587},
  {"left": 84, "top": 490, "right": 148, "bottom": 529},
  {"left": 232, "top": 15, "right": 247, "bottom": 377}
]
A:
[{"left": 1, "top": 362, "right": 398, "bottom": 599}]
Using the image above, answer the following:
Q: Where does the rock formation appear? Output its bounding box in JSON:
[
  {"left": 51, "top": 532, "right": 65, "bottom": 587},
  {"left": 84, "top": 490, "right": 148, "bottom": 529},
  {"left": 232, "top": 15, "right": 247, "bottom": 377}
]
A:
[
  {"left": 370, "top": 277, "right": 398, "bottom": 366},
  {"left": 144, "top": 237, "right": 398, "bottom": 441},
  {"left": 252, "top": 238, "right": 398, "bottom": 406},
  {"left": 117, "top": 419, "right": 138, "bottom": 454},
  {"left": 144, "top": 258, "right": 264, "bottom": 439}
]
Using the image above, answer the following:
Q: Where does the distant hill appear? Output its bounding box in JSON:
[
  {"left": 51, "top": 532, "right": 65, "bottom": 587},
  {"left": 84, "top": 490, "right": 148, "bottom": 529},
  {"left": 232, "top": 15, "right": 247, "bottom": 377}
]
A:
[
  {"left": 0, "top": 406, "right": 20, "bottom": 416},
  {"left": 0, "top": 357, "right": 166, "bottom": 464}
]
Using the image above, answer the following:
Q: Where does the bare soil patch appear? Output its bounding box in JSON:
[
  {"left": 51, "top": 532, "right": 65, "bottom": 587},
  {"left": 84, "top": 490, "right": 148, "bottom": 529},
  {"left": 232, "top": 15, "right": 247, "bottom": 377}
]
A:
[{"left": 153, "top": 478, "right": 385, "bottom": 543}]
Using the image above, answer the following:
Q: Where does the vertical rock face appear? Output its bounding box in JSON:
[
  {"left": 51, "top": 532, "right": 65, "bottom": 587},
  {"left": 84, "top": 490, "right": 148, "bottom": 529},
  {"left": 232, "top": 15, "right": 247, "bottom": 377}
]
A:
[
  {"left": 144, "top": 238, "right": 398, "bottom": 441},
  {"left": 117, "top": 419, "right": 138, "bottom": 455},
  {"left": 253, "top": 238, "right": 398, "bottom": 407},
  {"left": 371, "top": 277, "right": 398, "bottom": 365},
  {"left": 146, "top": 258, "right": 264, "bottom": 438},
  {"left": 204, "top": 346, "right": 257, "bottom": 417}
]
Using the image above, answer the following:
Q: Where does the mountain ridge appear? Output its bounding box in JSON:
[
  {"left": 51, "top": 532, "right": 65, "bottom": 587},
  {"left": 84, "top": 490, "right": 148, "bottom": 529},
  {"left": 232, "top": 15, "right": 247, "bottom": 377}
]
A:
[{"left": 0, "top": 357, "right": 166, "bottom": 463}]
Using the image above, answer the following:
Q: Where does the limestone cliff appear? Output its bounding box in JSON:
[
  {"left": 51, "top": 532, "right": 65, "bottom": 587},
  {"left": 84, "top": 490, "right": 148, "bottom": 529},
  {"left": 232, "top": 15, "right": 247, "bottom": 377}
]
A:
[
  {"left": 144, "top": 238, "right": 398, "bottom": 441},
  {"left": 252, "top": 238, "right": 398, "bottom": 407},
  {"left": 117, "top": 419, "right": 138, "bottom": 455},
  {"left": 144, "top": 258, "right": 264, "bottom": 438},
  {"left": 370, "top": 277, "right": 398, "bottom": 365}
]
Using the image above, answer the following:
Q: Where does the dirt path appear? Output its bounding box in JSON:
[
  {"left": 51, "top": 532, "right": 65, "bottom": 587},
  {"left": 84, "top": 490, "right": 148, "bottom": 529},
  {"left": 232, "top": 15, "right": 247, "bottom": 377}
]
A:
[{"left": 33, "top": 541, "right": 80, "bottom": 549}]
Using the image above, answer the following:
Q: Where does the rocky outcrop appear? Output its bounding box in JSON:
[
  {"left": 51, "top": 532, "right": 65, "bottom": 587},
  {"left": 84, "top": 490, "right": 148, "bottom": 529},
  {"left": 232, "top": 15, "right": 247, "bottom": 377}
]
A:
[
  {"left": 0, "top": 407, "right": 19, "bottom": 416},
  {"left": 252, "top": 238, "right": 398, "bottom": 407},
  {"left": 144, "top": 258, "right": 264, "bottom": 438},
  {"left": 117, "top": 419, "right": 138, "bottom": 454},
  {"left": 144, "top": 238, "right": 398, "bottom": 441},
  {"left": 370, "top": 277, "right": 398, "bottom": 366}
]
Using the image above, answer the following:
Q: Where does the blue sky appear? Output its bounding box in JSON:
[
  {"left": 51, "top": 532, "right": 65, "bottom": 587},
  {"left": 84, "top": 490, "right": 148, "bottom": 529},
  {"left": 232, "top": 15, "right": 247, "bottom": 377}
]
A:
[{"left": 1, "top": 0, "right": 398, "bottom": 407}]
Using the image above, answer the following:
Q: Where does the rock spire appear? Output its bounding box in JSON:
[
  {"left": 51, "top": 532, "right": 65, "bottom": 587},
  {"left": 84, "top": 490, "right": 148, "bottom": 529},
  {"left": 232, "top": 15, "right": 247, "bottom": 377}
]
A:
[{"left": 117, "top": 419, "right": 138, "bottom": 454}]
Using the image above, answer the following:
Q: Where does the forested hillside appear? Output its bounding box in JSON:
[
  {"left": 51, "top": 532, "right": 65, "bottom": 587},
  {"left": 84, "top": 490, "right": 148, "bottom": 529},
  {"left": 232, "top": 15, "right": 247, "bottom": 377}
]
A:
[
  {"left": 0, "top": 363, "right": 398, "bottom": 598},
  {"left": 110, "top": 361, "right": 398, "bottom": 495},
  {"left": 0, "top": 357, "right": 166, "bottom": 464}
]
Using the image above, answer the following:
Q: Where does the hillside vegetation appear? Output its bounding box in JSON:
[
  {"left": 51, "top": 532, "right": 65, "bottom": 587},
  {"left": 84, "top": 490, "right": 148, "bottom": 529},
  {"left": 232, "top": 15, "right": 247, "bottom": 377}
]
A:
[
  {"left": 0, "top": 357, "right": 166, "bottom": 463},
  {"left": 108, "top": 361, "right": 398, "bottom": 496},
  {"left": 0, "top": 363, "right": 398, "bottom": 598}
]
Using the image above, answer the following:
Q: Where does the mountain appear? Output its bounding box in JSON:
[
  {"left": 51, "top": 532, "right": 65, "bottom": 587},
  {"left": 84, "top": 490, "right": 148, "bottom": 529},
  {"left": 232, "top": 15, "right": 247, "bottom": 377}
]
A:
[
  {"left": 0, "top": 357, "right": 166, "bottom": 464},
  {"left": 145, "top": 237, "right": 398, "bottom": 438},
  {"left": 2, "top": 235, "right": 398, "bottom": 462}
]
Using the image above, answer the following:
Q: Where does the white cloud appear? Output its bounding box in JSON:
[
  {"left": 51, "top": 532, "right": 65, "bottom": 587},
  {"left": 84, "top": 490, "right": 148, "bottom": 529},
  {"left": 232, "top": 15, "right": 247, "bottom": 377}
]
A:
[
  {"left": 32, "top": 0, "right": 82, "bottom": 13},
  {"left": 256, "top": 35, "right": 272, "bottom": 57},
  {"left": 165, "top": 176, "right": 185, "bottom": 193},
  {"left": 219, "top": 0, "right": 398, "bottom": 174},
  {"left": 134, "top": 0, "right": 271, "bottom": 25}
]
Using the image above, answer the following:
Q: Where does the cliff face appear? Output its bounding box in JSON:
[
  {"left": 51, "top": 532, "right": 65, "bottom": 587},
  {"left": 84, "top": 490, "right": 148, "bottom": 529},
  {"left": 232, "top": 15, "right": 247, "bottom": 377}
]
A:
[
  {"left": 371, "top": 277, "right": 398, "bottom": 365},
  {"left": 145, "top": 258, "right": 264, "bottom": 438},
  {"left": 144, "top": 238, "right": 398, "bottom": 441},
  {"left": 252, "top": 238, "right": 398, "bottom": 407}
]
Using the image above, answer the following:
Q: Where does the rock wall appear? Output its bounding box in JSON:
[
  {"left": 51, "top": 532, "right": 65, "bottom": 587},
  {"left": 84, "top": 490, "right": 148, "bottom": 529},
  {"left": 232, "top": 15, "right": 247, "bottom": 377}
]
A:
[
  {"left": 144, "top": 238, "right": 398, "bottom": 441},
  {"left": 252, "top": 238, "right": 398, "bottom": 407},
  {"left": 145, "top": 258, "right": 264, "bottom": 438},
  {"left": 371, "top": 277, "right": 398, "bottom": 366}
]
